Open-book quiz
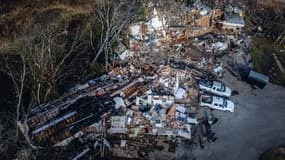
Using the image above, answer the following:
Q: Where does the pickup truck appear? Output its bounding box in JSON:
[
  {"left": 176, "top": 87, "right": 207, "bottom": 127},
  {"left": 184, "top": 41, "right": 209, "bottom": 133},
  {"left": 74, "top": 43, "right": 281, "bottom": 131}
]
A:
[
  {"left": 199, "top": 94, "right": 235, "bottom": 112},
  {"left": 199, "top": 80, "right": 232, "bottom": 97}
]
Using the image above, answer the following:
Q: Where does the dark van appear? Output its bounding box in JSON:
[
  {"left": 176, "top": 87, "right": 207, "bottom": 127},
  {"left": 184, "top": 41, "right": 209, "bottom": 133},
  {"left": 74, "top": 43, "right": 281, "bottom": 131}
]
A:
[{"left": 246, "top": 70, "right": 269, "bottom": 88}]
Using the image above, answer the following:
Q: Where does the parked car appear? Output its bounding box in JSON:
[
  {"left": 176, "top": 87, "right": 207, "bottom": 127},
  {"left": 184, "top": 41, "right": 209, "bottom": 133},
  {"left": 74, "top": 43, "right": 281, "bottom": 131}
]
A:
[
  {"left": 240, "top": 68, "right": 269, "bottom": 89},
  {"left": 199, "top": 94, "right": 235, "bottom": 112},
  {"left": 199, "top": 80, "right": 232, "bottom": 97}
]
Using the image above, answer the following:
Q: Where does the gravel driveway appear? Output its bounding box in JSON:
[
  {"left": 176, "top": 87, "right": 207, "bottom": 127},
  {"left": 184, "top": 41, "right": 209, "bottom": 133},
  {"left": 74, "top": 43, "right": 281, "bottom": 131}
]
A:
[{"left": 192, "top": 71, "right": 285, "bottom": 160}]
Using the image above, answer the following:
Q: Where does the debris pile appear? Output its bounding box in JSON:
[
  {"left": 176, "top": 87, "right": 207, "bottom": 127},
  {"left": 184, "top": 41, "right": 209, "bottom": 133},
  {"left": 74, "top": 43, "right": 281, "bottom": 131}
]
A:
[
  {"left": 25, "top": 62, "right": 202, "bottom": 157},
  {"left": 24, "top": 57, "right": 239, "bottom": 158},
  {"left": 20, "top": 0, "right": 270, "bottom": 159}
]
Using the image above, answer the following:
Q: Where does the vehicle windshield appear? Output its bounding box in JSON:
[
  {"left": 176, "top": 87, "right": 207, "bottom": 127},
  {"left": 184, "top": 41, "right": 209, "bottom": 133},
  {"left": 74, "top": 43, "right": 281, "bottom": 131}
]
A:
[
  {"left": 201, "top": 80, "right": 213, "bottom": 88},
  {"left": 220, "top": 83, "right": 226, "bottom": 92},
  {"left": 223, "top": 99, "right": 227, "bottom": 107}
]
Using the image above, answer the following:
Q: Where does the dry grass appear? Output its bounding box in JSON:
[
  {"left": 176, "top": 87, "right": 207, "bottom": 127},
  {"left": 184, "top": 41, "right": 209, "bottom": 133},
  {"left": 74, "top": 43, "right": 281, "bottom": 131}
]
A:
[
  {"left": 251, "top": 0, "right": 285, "bottom": 13},
  {"left": 0, "top": 1, "right": 95, "bottom": 47}
]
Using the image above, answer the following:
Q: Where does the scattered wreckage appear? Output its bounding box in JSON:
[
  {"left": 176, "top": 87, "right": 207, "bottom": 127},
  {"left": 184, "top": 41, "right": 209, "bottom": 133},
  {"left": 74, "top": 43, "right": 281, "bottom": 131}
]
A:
[
  {"left": 22, "top": 63, "right": 201, "bottom": 158},
  {"left": 21, "top": 58, "right": 239, "bottom": 158},
  {"left": 19, "top": 0, "right": 270, "bottom": 159},
  {"left": 21, "top": 59, "right": 237, "bottom": 158}
]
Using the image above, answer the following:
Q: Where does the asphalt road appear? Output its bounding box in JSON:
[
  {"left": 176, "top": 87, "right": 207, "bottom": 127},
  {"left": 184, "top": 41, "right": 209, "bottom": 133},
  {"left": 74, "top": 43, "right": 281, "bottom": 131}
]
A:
[{"left": 192, "top": 72, "right": 285, "bottom": 160}]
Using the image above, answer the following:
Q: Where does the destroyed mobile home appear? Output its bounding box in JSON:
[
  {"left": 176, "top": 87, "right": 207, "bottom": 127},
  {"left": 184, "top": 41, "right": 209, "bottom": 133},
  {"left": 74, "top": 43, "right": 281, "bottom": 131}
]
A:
[
  {"left": 26, "top": 63, "right": 201, "bottom": 148},
  {"left": 18, "top": 0, "right": 271, "bottom": 158},
  {"left": 23, "top": 61, "right": 238, "bottom": 159}
]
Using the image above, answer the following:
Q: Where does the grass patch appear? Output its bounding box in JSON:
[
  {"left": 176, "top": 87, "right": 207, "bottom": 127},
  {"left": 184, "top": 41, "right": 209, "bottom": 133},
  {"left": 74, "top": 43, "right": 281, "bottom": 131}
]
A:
[
  {"left": 250, "top": 38, "right": 285, "bottom": 86},
  {"left": 251, "top": 38, "right": 274, "bottom": 72},
  {"left": 0, "top": 1, "right": 94, "bottom": 45}
]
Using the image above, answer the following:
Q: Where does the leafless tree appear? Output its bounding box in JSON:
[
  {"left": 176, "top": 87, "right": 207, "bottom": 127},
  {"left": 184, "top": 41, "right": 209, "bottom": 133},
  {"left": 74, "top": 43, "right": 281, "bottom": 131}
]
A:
[
  {"left": 14, "top": 25, "right": 85, "bottom": 104},
  {"left": 0, "top": 54, "right": 33, "bottom": 153},
  {"left": 0, "top": 24, "right": 85, "bottom": 152},
  {"left": 0, "top": 54, "right": 25, "bottom": 136},
  {"left": 90, "top": 0, "right": 139, "bottom": 70}
]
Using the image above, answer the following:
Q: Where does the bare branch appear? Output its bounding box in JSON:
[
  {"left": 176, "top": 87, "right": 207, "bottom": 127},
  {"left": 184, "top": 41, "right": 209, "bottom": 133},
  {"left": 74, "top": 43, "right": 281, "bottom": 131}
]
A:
[{"left": 91, "top": 0, "right": 139, "bottom": 65}]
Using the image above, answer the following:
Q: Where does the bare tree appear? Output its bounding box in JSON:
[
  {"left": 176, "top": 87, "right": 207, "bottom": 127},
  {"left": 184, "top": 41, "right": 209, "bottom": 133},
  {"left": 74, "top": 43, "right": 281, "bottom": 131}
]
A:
[
  {"left": 0, "top": 24, "right": 85, "bottom": 152},
  {"left": 13, "top": 25, "right": 85, "bottom": 105},
  {"left": 0, "top": 54, "right": 34, "bottom": 152},
  {"left": 0, "top": 55, "right": 25, "bottom": 136},
  {"left": 90, "top": 0, "right": 139, "bottom": 70}
]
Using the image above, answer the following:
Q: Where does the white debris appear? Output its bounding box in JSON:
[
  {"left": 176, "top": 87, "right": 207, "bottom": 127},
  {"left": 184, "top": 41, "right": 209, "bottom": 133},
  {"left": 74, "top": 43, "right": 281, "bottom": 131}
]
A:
[
  {"left": 113, "top": 97, "right": 126, "bottom": 109},
  {"left": 187, "top": 117, "right": 198, "bottom": 124},
  {"left": 212, "top": 42, "right": 228, "bottom": 51},
  {"left": 120, "top": 140, "right": 127, "bottom": 147},
  {"left": 118, "top": 50, "right": 133, "bottom": 61},
  {"left": 129, "top": 25, "right": 141, "bottom": 37},
  {"left": 150, "top": 8, "right": 165, "bottom": 30},
  {"left": 176, "top": 104, "right": 187, "bottom": 113},
  {"left": 175, "top": 88, "right": 186, "bottom": 99}
]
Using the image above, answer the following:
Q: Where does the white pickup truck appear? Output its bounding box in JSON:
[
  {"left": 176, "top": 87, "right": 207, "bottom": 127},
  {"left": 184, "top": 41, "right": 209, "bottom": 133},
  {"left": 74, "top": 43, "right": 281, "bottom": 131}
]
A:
[
  {"left": 199, "top": 94, "right": 235, "bottom": 112},
  {"left": 199, "top": 80, "right": 232, "bottom": 97}
]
